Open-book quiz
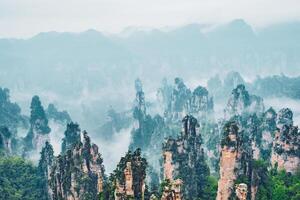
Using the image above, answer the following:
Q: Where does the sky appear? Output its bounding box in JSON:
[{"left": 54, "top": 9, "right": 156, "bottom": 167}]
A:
[{"left": 0, "top": 0, "right": 300, "bottom": 38}]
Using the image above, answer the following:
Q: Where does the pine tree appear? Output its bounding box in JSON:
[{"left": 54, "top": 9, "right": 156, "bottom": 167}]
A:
[
  {"left": 29, "top": 95, "right": 51, "bottom": 134},
  {"left": 61, "top": 122, "right": 81, "bottom": 153}
]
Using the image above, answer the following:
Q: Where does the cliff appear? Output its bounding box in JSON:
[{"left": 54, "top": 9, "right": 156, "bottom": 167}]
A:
[
  {"left": 217, "top": 121, "right": 252, "bottom": 200},
  {"left": 162, "top": 115, "right": 210, "bottom": 199},
  {"left": 164, "top": 78, "right": 214, "bottom": 124},
  {"left": 39, "top": 141, "right": 54, "bottom": 199},
  {"left": 0, "top": 126, "right": 12, "bottom": 155},
  {"left": 224, "top": 84, "right": 264, "bottom": 119},
  {"left": 113, "top": 148, "right": 147, "bottom": 200},
  {"left": 49, "top": 131, "right": 105, "bottom": 200},
  {"left": 271, "top": 108, "right": 300, "bottom": 174},
  {"left": 23, "top": 96, "right": 51, "bottom": 157}
]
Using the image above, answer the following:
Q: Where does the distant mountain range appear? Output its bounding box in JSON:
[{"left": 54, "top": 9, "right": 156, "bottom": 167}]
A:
[
  {"left": 1, "top": 20, "right": 300, "bottom": 84},
  {"left": 0, "top": 19, "right": 299, "bottom": 131}
]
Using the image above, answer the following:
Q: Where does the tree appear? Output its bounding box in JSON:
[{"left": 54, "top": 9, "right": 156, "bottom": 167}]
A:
[
  {"left": 0, "top": 157, "right": 45, "bottom": 200},
  {"left": 29, "top": 95, "right": 51, "bottom": 134},
  {"left": 61, "top": 122, "right": 81, "bottom": 153}
]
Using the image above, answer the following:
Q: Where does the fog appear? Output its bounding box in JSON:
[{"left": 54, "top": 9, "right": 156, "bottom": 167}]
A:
[
  {"left": 1, "top": 20, "right": 300, "bottom": 172},
  {"left": 1, "top": 0, "right": 300, "bottom": 38}
]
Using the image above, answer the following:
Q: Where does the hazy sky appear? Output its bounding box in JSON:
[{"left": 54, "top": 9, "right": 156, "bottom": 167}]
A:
[{"left": 0, "top": 0, "right": 300, "bottom": 38}]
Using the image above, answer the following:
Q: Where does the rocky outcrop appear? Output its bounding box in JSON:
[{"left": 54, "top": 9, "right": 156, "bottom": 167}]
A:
[
  {"left": 61, "top": 122, "right": 81, "bottom": 153},
  {"left": 260, "top": 107, "right": 277, "bottom": 160},
  {"left": 161, "top": 151, "right": 183, "bottom": 200},
  {"left": 235, "top": 183, "right": 248, "bottom": 200},
  {"left": 162, "top": 115, "right": 209, "bottom": 199},
  {"left": 114, "top": 149, "right": 147, "bottom": 200},
  {"left": 223, "top": 85, "right": 275, "bottom": 162},
  {"left": 184, "top": 86, "right": 214, "bottom": 123},
  {"left": 130, "top": 80, "right": 170, "bottom": 193},
  {"left": 161, "top": 179, "right": 183, "bottom": 200},
  {"left": 157, "top": 78, "right": 173, "bottom": 114},
  {"left": 271, "top": 108, "right": 300, "bottom": 174},
  {"left": 225, "top": 84, "right": 264, "bottom": 119},
  {"left": 165, "top": 78, "right": 213, "bottom": 124},
  {"left": 131, "top": 78, "right": 151, "bottom": 151},
  {"left": 216, "top": 86, "right": 300, "bottom": 200},
  {"left": 24, "top": 95, "right": 51, "bottom": 157},
  {"left": 133, "top": 78, "right": 146, "bottom": 128},
  {"left": 0, "top": 126, "right": 12, "bottom": 154},
  {"left": 49, "top": 131, "right": 104, "bottom": 200},
  {"left": 166, "top": 78, "right": 191, "bottom": 123},
  {"left": 217, "top": 121, "right": 252, "bottom": 200},
  {"left": 217, "top": 121, "right": 240, "bottom": 200},
  {"left": 39, "top": 141, "right": 54, "bottom": 199},
  {"left": 0, "top": 87, "right": 27, "bottom": 136}
]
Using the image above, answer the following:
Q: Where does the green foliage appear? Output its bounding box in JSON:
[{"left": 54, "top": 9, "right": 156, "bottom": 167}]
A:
[
  {"left": 61, "top": 122, "right": 81, "bottom": 153},
  {"left": 130, "top": 114, "right": 156, "bottom": 150},
  {"left": 29, "top": 95, "right": 51, "bottom": 134},
  {"left": 0, "top": 126, "right": 11, "bottom": 151},
  {"left": 158, "top": 179, "right": 172, "bottom": 197},
  {"left": 99, "top": 175, "right": 116, "bottom": 200},
  {"left": 198, "top": 176, "right": 218, "bottom": 200},
  {"left": 112, "top": 148, "right": 147, "bottom": 200},
  {"left": 78, "top": 174, "right": 98, "bottom": 200},
  {"left": 256, "top": 168, "right": 300, "bottom": 200},
  {"left": 0, "top": 88, "right": 26, "bottom": 135},
  {"left": 38, "top": 141, "right": 54, "bottom": 200},
  {"left": 0, "top": 157, "right": 45, "bottom": 200},
  {"left": 221, "top": 121, "right": 239, "bottom": 148}
]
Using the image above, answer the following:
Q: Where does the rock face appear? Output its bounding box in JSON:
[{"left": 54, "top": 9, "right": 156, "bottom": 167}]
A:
[
  {"left": 223, "top": 86, "right": 280, "bottom": 163},
  {"left": 161, "top": 151, "right": 183, "bottom": 200},
  {"left": 61, "top": 122, "right": 81, "bottom": 153},
  {"left": 217, "top": 85, "right": 300, "bottom": 200},
  {"left": 0, "top": 126, "right": 12, "bottom": 154},
  {"left": 162, "top": 115, "right": 209, "bottom": 199},
  {"left": 235, "top": 183, "right": 248, "bottom": 200},
  {"left": 0, "top": 87, "right": 26, "bottom": 135},
  {"left": 24, "top": 96, "right": 51, "bottom": 157},
  {"left": 49, "top": 131, "right": 105, "bottom": 200},
  {"left": 166, "top": 78, "right": 191, "bottom": 123},
  {"left": 184, "top": 86, "right": 214, "bottom": 124},
  {"left": 133, "top": 78, "right": 147, "bottom": 128},
  {"left": 38, "top": 141, "right": 54, "bottom": 199},
  {"left": 259, "top": 107, "right": 277, "bottom": 161},
  {"left": 158, "top": 78, "right": 216, "bottom": 175},
  {"left": 130, "top": 79, "right": 171, "bottom": 192},
  {"left": 165, "top": 78, "right": 213, "bottom": 124},
  {"left": 225, "top": 84, "right": 264, "bottom": 119},
  {"left": 114, "top": 149, "right": 147, "bottom": 200},
  {"left": 217, "top": 121, "right": 252, "bottom": 200},
  {"left": 131, "top": 78, "right": 215, "bottom": 190},
  {"left": 157, "top": 78, "right": 173, "bottom": 114},
  {"left": 161, "top": 179, "right": 183, "bottom": 200},
  {"left": 271, "top": 108, "right": 300, "bottom": 174},
  {"left": 131, "top": 78, "right": 151, "bottom": 150},
  {"left": 217, "top": 121, "right": 240, "bottom": 200}
]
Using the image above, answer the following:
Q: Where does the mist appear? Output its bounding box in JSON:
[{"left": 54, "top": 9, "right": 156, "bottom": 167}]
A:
[{"left": 1, "top": 19, "right": 300, "bottom": 173}]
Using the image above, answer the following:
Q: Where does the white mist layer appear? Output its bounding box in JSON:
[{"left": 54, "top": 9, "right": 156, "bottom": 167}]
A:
[
  {"left": 264, "top": 97, "right": 300, "bottom": 126},
  {"left": 92, "top": 126, "right": 132, "bottom": 174},
  {"left": 48, "top": 120, "right": 66, "bottom": 156}
]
